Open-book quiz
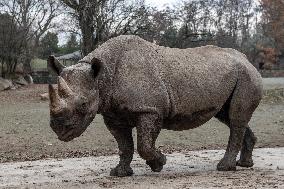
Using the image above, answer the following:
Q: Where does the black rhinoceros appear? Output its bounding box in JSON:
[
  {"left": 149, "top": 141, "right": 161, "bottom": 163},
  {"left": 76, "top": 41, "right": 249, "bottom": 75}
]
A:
[{"left": 48, "top": 35, "right": 263, "bottom": 177}]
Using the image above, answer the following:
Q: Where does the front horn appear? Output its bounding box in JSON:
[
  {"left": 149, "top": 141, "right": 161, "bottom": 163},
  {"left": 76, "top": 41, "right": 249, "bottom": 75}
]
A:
[
  {"left": 49, "top": 84, "right": 61, "bottom": 110},
  {"left": 58, "top": 76, "right": 73, "bottom": 98}
]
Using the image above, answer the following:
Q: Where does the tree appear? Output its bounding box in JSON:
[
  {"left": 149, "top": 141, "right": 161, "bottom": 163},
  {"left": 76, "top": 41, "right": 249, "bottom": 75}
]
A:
[
  {"left": 66, "top": 33, "right": 79, "bottom": 52},
  {"left": 174, "top": 0, "right": 258, "bottom": 50},
  {"left": 175, "top": 0, "right": 218, "bottom": 48},
  {"left": 0, "top": 0, "right": 61, "bottom": 73},
  {"left": 261, "top": 0, "right": 284, "bottom": 52},
  {"left": 57, "top": 33, "right": 80, "bottom": 55},
  {"left": 39, "top": 32, "right": 59, "bottom": 59},
  {"left": 159, "top": 26, "right": 178, "bottom": 48},
  {"left": 113, "top": 5, "right": 179, "bottom": 47},
  {"left": 0, "top": 13, "right": 24, "bottom": 77},
  {"left": 60, "top": 0, "right": 145, "bottom": 56}
]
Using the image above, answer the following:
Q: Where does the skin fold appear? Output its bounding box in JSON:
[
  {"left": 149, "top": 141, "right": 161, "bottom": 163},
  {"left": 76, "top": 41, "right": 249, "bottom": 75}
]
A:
[{"left": 48, "top": 35, "right": 263, "bottom": 177}]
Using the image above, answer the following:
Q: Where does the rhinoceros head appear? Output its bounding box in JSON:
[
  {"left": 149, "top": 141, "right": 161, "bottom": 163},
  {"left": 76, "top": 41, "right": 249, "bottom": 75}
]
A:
[{"left": 47, "top": 56, "right": 101, "bottom": 142}]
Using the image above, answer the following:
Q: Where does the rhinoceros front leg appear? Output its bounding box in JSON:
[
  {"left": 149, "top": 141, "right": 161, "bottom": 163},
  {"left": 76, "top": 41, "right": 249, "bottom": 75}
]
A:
[
  {"left": 137, "top": 114, "right": 166, "bottom": 172},
  {"left": 107, "top": 126, "right": 134, "bottom": 177}
]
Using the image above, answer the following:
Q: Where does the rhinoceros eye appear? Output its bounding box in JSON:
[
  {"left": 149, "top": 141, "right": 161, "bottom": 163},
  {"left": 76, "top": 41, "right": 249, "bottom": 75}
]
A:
[
  {"left": 81, "top": 102, "right": 87, "bottom": 109},
  {"left": 76, "top": 97, "right": 88, "bottom": 113}
]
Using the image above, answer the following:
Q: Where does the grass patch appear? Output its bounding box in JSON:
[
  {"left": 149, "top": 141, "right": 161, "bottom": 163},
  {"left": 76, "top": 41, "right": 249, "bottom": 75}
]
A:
[
  {"left": 31, "top": 58, "right": 47, "bottom": 71},
  {"left": 262, "top": 88, "right": 284, "bottom": 104},
  {"left": 31, "top": 58, "right": 77, "bottom": 71}
]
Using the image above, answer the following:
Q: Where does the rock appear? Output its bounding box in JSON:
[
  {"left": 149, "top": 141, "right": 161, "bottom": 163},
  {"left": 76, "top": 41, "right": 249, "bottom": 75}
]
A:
[
  {"left": 0, "top": 77, "right": 13, "bottom": 91},
  {"left": 14, "top": 63, "right": 24, "bottom": 74},
  {"left": 24, "top": 75, "right": 33, "bottom": 84},
  {"left": 40, "top": 93, "right": 49, "bottom": 101},
  {"left": 13, "top": 75, "right": 28, "bottom": 86}
]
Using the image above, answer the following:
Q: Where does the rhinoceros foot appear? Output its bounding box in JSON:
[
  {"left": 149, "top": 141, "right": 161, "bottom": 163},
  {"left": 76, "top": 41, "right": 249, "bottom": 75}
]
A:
[
  {"left": 110, "top": 165, "right": 133, "bottom": 177},
  {"left": 146, "top": 154, "right": 167, "bottom": 172},
  {"left": 236, "top": 159, "right": 254, "bottom": 167},
  {"left": 217, "top": 158, "right": 237, "bottom": 171}
]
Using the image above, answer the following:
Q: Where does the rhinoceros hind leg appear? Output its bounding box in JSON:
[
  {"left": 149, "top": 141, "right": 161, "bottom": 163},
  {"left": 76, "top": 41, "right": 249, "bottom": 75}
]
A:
[
  {"left": 217, "top": 69, "right": 261, "bottom": 171},
  {"left": 237, "top": 127, "right": 257, "bottom": 167},
  {"left": 217, "top": 121, "right": 247, "bottom": 171}
]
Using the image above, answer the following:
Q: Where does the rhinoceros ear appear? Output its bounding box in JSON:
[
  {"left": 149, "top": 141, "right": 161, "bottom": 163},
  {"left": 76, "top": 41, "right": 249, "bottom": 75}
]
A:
[
  {"left": 91, "top": 58, "right": 103, "bottom": 78},
  {"left": 47, "top": 55, "right": 65, "bottom": 75}
]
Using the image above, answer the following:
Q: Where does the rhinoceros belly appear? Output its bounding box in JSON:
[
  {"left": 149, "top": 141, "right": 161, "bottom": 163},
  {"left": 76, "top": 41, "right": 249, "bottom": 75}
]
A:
[{"left": 163, "top": 107, "right": 218, "bottom": 131}]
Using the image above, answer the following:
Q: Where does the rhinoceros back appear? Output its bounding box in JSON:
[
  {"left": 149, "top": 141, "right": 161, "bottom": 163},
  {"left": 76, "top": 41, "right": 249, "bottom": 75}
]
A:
[{"left": 81, "top": 35, "right": 261, "bottom": 130}]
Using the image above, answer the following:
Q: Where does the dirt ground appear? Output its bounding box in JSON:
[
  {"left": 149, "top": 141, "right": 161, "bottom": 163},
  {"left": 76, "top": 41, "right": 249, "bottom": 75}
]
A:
[
  {"left": 0, "top": 78, "right": 283, "bottom": 163},
  {"left": 1, "top": 148, "right": 283, "bottom": 188}
]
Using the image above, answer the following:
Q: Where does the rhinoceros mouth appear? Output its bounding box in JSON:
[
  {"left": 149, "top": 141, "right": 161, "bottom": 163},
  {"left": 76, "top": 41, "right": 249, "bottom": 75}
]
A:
[
  {"left": 57, "top": 122, "right": 90, "bottom": 142},
  {"left": 58, "top": 128, "right": 76, "bottom": 142}
]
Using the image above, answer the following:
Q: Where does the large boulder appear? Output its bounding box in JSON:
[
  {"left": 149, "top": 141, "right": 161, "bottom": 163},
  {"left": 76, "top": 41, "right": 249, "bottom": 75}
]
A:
[
  {"left": 0, "top": 77, "right": 13, "bottom": 91},
  {"left": 13, "top": 75, "right": 29, "bottom": 86},
  {"left": 24, "top": 74, "right": 33, "bottom": 84}
]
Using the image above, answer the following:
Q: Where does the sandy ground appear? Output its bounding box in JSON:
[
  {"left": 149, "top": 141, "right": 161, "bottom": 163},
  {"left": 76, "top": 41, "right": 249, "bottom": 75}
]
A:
[{"left": 0, "top": 147, "right": 283, "bottom": 189}]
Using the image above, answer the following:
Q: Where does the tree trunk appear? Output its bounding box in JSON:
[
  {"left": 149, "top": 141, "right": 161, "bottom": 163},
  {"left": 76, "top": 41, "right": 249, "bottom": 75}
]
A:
[
  {"left": 21, "top": 39, "right": 32, "bottom": 74},
  {"left": 7, "top": 58, "right": 12, "bottom": 74},
  {"left": 12, "top": 59, "right": 18, "bottom": 73},
  {"left": 23, "top": 57, "right": 32, "bottom": 74},
  {"left": 79, "top": 13, "right": 96, "bottom": 56},
  {"left": 1, "top": 60, "right": 4, "bottom": 78}
]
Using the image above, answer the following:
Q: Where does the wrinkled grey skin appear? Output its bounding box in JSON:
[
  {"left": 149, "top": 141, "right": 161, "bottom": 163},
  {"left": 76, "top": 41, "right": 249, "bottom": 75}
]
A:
[{"left": 48, "top": 35, "right": 263, "bottom": 177}]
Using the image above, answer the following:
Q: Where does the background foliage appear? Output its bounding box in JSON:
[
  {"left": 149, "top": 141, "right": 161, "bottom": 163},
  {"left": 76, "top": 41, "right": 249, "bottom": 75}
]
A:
[{"left": 0, "top": 0, "right": 283, "bottom": 76}]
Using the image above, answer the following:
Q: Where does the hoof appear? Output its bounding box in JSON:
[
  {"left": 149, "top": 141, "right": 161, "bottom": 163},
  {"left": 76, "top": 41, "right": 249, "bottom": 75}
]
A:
[
  {"left": 110, "top": 165, "right": 133, "bottom": 177},
  {"left": 236, "top": 159, "right": 254, "bottom": 168},
  {"left": 217, "top": 159, "right": 236, "bottom": 171},
  {"left": 146, "top": 155, "right": 167, "bottom": 172}
]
